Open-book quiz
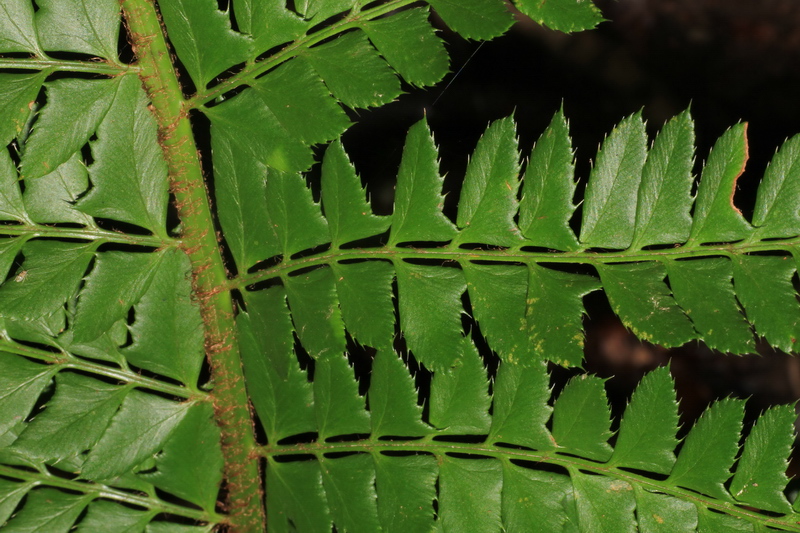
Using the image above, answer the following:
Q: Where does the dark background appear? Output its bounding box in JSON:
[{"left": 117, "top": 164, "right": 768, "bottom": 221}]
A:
[{"left": 340, "top": 0, "right": 800, "bottom": 472}]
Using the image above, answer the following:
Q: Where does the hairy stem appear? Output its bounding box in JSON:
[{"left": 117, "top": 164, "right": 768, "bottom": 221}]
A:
[{"left": 120, "top": 1, "right": 263, "bottom": 530}]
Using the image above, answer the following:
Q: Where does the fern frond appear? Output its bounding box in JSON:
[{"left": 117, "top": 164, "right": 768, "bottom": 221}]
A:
[
  {"left": 233, "top": 110, "right": 800, "bottom": 367},
  {"left": 252, "top": 346, "right": 800, "bottom": 531}
]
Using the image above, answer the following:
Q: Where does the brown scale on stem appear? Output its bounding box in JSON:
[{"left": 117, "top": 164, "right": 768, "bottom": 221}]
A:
[{"left": 121, "top": 0, "right": 265, "bottom": 530}]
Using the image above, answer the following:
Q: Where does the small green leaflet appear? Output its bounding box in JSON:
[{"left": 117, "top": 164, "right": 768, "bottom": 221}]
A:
[
  {"left": 232, "top": 0, "right": 306, "bottom": 52},
  {"left": 369, "top": 350, "right": 429, "bottom": 437},
  {"left": 313, "top": 353, "right": 370, "bottom": 440},
  {"left": 303, "top": 31, "right": 401, "bottom": 109},
  {"left": 666, "top": 258, "right": 753, "bottom": 353},
  {"left": 331, "top": 261, "right": 395, "bottom": 350},
  {"left": 374, "top": 454, "right": 437, "bottom": 532},
  {"left": 630, "top": 109, "right": 694, "bottom": 249},
  {"left": 519, "top": 107, "right": 579, "bottom": 251},
  {"left": 22, "top": 154, "right": 93, "bottom": 226},
  {"left": 488, "top": 361, "right": 553, "bottom": 450},
  {"left": 139, "top": 402, "right": 223, "bottom": 512},
  {"left": 122, "top": 248, "right": 204, "bottom": 386},
  {"left": 728, "top": 405, "right": 793, "bottom": 513},
  {"left": 0, "top": 149, "right": 29, "bottom": 223},
  {"left": 250, "top": 60, "right": 350, "bottom": 147},
  {"left": 513, "top": 0, "right": 604, "bottom": 33},
  {"left": 395, "top": 260, "right": 466, "bottom": 371},
  {"left": 321, "top": 140, "right": 390, "bottom": 248},
  {"left": 75, "top": 500, "right": 156, "bottom": 533},
  {"left": 21, "top": 78, "right": 119, "bottom": 180},
  {"left": 608, "top": 366, "right": 678, "bottom": 474},
  {"left": 439, "top": 457, "right": 503, "bottom": 533},
  {"left": 78, "top": 74, "right": 170, "bottom": 237},
  {"left": 751, "top": 134, "right": 800, "bottom": 240},
  {"left": 0, "top": 240, "right": 95, "bottom": 320},
  {"left": 35, "top": 0, "right": 120, "bottom": 60},
  {"left": 284, "top": 266, "right": 346, "bottom": 360},
  {"left": 427, "top": 0, "right": 514, "bottom": 40},
  {"left": 689, "top": 123, "right": 753, "bottom": 244},
  {"left": 12, "top": 373, "right": 130, "bottom": 462},
  {"left": 570, "top": 470, "right": 635, "bottom": 532},
  {"left": 389, "top": 118, "right": 457, "bottom": 245},
  {"left": 320, "top": 454, "right": 381, "bottom": 532},
  {"left": 0, "top": 72, "right": 45, "bottom": 146},
  {"left": 72, "top": 249, "right": 165, "bottom": 344},
  {"left": 580, "top": 112, "right": 647, "bottom": 249},
  {"left": 237, "top": 309, "right": 316, "bottom": 442},
  {"left": 668, "top": 398, "right": 744, "bottom": 501},
  {"left": 158, "top": 0, "right": 251, "bottom": 89},
  {"left": 1, "top": 488, "right": 91, "bottom": 532},
  {"left": 552, "top": 374, "right": 612, "bottom": 461},
  {"left": 81, "top": 391, "right": 190, "bottom": 481},
  {"left": 267, "top": 459, "right": 332, "bottom": 532},
  {"left": 0, "top": 356, "right": 55, "bottom": 439},
  {"left": 597, "top": 262, "right": 695, "bottom": 346},
  {"left": 429, "top": 338, "right": 491, "bottom": 434},
  {"left": 0, "top": 0, "right": 42, "bottom": 55},
  {"left": 360, "top": 8, "right": 449, "bottom": 88},
  {"left": 456, "top": 116, "right": 523, "bottom": 246}
]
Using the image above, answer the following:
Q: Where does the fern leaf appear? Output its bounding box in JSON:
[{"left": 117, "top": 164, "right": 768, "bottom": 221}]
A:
[
  {"left": 302, "top": 32, "right": 402, "bottom": 109},
  {"left": 751, "top": 134, "right": 800, "bottom": 239},
  {"left": 12, "top": 373, "right": 129, "bottom": 462},
  {"left": 314, "top": 353, "right": 371, "bottom": 440},
  {"left": 0, "top": 150, "right": 28, "bottom": 223},
  {"left": 35, "top": 0, "right": 120, "bottom": 60},
  {"left": 395, "top": 261, "right": 466, "bottom": 371},
  {"left": 514, "top": 0, "right": 605, "bottom": 33},
  {"left": 552, "top": 374, "right": 613, "bottom": 461},
  {"left": 665, "top": 257, "right": 754, "bottom": 353},
  {"left": 374, "top": 454, "right": 437, "bottom": 532},
  {"left": 631, "top": 108, "right": 695, "bottom": 249},
  {"left": 729, "top": 405, "right": 794, "bottom": 513},
  {"left": 456, "top": 116, "right": 524, "bottom": 246},
  {"left": 519, "top": 107, "right": 580, "bottom": 251},
  {"left": 596, "top": 262, "right": 695, "bottom": 346},
  {"left": 369, "top": 350, "right": 430, "bottom": 437},
  {"left": 429, "top": 338, "right": 491, "bottom": 433},
  {"left": 331, "top": 261, "right": 395, "bottom": 350},
  {"left": 21, "top": 78, "right": 118, "bottom": 180},
  {"left": 0, "top": 0, "right": 42, "bottom": 55},
  {"left": 488, "top": 361, "right": 553, "bottom": 450},
  {"left": 321, "top": 454, "right": 382, "bottom": 532},
  {"left": 321, "top": 140, "right": 390, "bottom": 247},
  {"left": 0, "top": 73, "right": 45, "bottom": 147},
  {"left": 238, "top": 299, "right": 316, "bottom": 441},
  {"left": 389, "top": 118, "right": 457, "bottom": 245},
  {"left": 22, "top": 155, "right": 94, "bottom": 226},
  {"left": 440, "top": 456, "right": 503, "bottom": 532},
  {"left": 267, "top": 458, "right": 332, "bottom": 532},
  {"left": 668, "top": 398, "right": 744, "bottom": 501},
  {"left": 158, "top": 0, "right": 251, "bottom": 90},
  {"left": 580, "top": 112, "right": 647, "bottom": 249},
  {"left": 77, "top": 75, "right": 170, "bottom": 237},
  {"left": 427, "top": 0, "right": 515, "bottom": 40},
  {"left": 232, "top": 1, "right": 305, "bottom": 51},
  {"left": 360, "top": 8, "right": 449, "bottom": 88},
  {"left": 608, "top": 366, "right": 678, "bottom": 474},
  {"left": 731, "top": 255, "right": 800, "bottom": 351},
  {"left": 284, "top": 267, "right": 346, "bottom": 360},
  {"left": 689, "top": 123, "right": 753, "bottom": 244},
  {"left": 0, "top": 240, "right": 95, "bottom": 320}
]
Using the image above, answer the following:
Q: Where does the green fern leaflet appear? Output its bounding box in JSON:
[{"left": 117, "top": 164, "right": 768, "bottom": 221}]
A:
[{"left": 0, "top": 0, "right": 798, "bottom": 531}]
